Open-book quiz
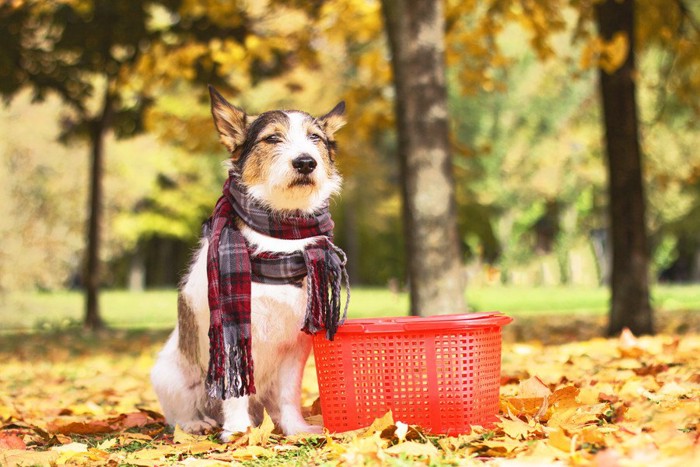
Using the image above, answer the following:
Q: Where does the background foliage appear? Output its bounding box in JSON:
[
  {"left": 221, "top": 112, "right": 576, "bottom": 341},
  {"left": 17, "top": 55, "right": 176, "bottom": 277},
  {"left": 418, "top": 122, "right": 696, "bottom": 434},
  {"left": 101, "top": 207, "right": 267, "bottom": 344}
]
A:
[{"left": 1, "top": 0, "right": 699, "bottom": 290}]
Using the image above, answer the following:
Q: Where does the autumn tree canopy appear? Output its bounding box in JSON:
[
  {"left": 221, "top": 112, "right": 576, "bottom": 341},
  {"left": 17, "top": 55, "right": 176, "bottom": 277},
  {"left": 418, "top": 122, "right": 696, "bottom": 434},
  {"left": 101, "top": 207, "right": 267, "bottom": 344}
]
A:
[
  {"left": 0, "top": 0, "right": 320, "bottom": 328},
  {"left": 1, "top": 0, "right": 699, "bottom": 331}
]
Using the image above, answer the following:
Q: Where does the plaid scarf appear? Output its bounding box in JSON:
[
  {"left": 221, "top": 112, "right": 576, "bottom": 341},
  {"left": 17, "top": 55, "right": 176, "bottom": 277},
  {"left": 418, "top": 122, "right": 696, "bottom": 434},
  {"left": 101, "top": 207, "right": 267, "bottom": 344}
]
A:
[{"left": 203, "top": 173, "right": 349, "bottom": 400}]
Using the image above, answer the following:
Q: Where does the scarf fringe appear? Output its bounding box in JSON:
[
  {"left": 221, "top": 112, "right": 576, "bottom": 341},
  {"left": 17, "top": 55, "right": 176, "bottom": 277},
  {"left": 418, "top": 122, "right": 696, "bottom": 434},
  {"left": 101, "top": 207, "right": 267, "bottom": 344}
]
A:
[
  {"left": 303, "top": 239, "right": 350, "bottom": 340},
  {"left": 206, "top": 328, "right": 255, "bottom": 399}
]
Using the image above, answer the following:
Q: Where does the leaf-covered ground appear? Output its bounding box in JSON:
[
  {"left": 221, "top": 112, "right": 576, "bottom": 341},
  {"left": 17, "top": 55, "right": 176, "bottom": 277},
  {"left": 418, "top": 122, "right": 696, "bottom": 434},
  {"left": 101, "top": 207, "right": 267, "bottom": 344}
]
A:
[{"left": 1, "top": 325, "right": 698, "bottom": 466}]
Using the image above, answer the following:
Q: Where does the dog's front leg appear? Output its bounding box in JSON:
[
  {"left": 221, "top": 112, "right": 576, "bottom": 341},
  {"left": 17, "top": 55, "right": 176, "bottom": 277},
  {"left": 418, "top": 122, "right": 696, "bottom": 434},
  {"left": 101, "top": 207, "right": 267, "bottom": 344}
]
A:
[
  {"left": 277, "top": 335, "right": 323, "bottom": 435},
  {"left": 220, "top": 395, "right": 253, "bottom": 441}
]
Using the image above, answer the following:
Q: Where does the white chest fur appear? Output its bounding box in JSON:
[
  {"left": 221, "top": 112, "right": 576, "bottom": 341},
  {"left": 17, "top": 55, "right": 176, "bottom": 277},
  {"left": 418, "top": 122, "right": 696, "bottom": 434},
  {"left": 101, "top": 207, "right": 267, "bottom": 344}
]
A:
[{"left": 240, "top": 225, "right": 318, "bottom": 345}]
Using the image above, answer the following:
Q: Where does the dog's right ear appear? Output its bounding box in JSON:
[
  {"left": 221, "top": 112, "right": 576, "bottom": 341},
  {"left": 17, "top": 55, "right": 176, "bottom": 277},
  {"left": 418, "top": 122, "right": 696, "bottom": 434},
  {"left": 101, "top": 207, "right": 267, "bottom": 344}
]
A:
[{"left": 209, "top": 85, "right": 248, "bottom": 158}]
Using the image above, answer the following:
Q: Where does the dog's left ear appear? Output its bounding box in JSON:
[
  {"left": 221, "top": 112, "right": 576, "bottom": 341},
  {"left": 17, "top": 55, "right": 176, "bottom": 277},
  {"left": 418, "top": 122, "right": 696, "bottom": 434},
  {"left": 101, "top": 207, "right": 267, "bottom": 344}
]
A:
[
  {"left": 209, "top": 85, "right": 248, "bottom": 159},
  {"left": 318, "top": 101, "right": 346, "bottom": 139}
]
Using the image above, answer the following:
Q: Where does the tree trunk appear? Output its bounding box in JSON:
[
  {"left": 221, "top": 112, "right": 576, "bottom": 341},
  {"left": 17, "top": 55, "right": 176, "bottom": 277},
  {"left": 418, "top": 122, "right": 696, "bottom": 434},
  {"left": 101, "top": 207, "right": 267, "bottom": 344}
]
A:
[
  {"left": 84, "top": 91, "right": 113, "bottom": 330},
  {"left": 595, "top": 0, "right": 654, "bottom": 336},
  {"left": 381, "top": 0, "right": 467, "bottom": 316}
]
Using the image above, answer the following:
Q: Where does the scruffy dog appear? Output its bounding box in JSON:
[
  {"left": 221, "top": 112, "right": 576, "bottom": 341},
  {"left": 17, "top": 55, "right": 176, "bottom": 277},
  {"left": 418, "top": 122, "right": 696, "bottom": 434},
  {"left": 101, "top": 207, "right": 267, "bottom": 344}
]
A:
[{"left": 151, "top": 86, "right": 348, "bottom": 440}]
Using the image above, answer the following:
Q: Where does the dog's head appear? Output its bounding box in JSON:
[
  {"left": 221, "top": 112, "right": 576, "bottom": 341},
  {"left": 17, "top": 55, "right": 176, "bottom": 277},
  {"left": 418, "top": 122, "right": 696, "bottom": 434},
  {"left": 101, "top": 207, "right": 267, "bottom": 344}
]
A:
[{"left": 208, "top": 86, "right": 346, "bottom": 214}]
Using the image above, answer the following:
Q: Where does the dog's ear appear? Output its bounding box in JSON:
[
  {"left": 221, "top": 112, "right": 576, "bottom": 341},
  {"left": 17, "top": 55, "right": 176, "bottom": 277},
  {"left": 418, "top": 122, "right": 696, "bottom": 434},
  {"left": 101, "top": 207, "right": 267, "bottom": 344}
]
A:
[
  {"left": 318, "top": 101, "right": 346, "bottom": 139},
  {"left": 209, "top": 85, "right": 248, "bottom": 158}
]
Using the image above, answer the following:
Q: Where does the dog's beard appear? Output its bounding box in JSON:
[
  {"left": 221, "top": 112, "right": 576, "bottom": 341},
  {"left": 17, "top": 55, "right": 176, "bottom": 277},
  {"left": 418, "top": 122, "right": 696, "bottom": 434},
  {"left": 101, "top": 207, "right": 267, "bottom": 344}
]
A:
[{"left": 289, "top": 176, "right": 316, "bottom": 187}]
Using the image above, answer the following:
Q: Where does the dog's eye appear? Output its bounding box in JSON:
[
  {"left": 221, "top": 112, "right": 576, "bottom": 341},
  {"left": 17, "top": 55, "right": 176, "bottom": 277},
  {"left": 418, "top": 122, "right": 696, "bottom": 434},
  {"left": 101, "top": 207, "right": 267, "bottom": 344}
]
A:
[
  {"left": 308, "top": 133, "right": 323, "bottom": 143},
  {"left": 264, "top": 135, "right": 282, "bottom": 144}
]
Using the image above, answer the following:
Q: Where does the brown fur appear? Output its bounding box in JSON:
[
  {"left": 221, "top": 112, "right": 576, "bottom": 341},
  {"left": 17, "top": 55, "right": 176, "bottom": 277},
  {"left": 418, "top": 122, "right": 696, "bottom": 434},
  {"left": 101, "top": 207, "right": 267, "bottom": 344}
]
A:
[{"left": 177, "top": 293, "right": 200, "bottom": 367}]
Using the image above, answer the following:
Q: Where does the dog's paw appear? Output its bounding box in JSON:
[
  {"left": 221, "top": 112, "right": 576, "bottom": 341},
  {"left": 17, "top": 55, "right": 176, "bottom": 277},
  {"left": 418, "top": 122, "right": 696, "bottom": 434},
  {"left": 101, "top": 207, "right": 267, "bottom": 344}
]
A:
[
  {"left": 179, "top": 417, "right": 218, "bottom": 435},
  {"left": 283, "top": 422, "right": 324, "bottom": 436}
]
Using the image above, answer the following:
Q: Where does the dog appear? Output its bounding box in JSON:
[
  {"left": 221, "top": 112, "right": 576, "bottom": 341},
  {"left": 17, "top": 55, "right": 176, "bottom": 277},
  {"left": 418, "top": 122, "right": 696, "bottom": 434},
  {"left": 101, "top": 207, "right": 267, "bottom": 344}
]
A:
[{"left": 151, "top": 86, "right": 346, "bottom": 440}]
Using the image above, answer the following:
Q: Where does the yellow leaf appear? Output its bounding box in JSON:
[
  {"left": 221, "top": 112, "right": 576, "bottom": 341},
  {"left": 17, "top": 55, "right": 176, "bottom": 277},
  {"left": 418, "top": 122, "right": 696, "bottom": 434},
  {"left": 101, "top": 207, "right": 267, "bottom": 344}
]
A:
[
  {"left": 179, "top": 458, "right": 230, "bottom": 467},
  {"left": 480, "top": 437, "right": 525, "bottom": 455},
  {"left": 547, "top": 427, "right": 572, "bottom": 452},
  {"left": 618, "top": 327, "right": 644, "bottom": 358},
  {"left": 96, "top": 438, "right": 118, "bottom": 450},
  {"left": 499, "top": 415, "right": 539, "bottom": 440},
  {"left": 127, "top": 445, "right": 176, "bottom": 461},
  {"left": 173, "top": 424, "right": 206, "bottom": 444},
  {"left": 501, "top": 396, "right": 548, "bottom": 419},
  {"left": 51, "top": 441, "right": 89, "bottom": 453},
  {"left": 384, "top": 440, "right": 439, "bottom": 457},
  {"left": 0, "top": 450, "right": 59, "bottom": 467},
  {"left": 519, "top": 376, "right": 552, "bottom": 398},
  {"left": 600, "top": 32, "right": 629, "bottom": 74},
  {"left": 549, "top": 386, "right": 579, "bottom": 409},
  {"left": 248, "top": 409, "right": 275, "bottom": 446},
  {"left": 580, "top": 425, "right": 607, "bottom": 446},
  {"left": 362, "top": 410, "right": 394, "bottom": 437},
  {"left": 228, "top": 445, "right": 274, "bottom": 460}
]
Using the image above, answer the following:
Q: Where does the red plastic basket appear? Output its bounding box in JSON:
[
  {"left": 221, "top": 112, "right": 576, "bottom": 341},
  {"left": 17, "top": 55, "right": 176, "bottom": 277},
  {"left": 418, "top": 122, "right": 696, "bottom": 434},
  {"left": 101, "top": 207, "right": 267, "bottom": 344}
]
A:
[{"left": 313, "top": 312, "right": 512, "bottom": 435}]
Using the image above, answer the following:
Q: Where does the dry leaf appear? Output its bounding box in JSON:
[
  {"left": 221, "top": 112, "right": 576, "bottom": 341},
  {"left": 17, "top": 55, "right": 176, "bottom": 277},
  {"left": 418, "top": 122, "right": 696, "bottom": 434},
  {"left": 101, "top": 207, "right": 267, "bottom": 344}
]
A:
[
  {"left": 173, "top": 424, "right": 205, "bottom": 444},
  {"left": 547, "top": 427, "right": 572, "bottom": 452},
  {"left": 519, "top": 376, "right": 552, "bottom": 398},
  {"left": 248, "top": 409, "right": 275, "bottom": 446},
  {"left": 384, "top": 440, "right": 438, "bottom": 457},
  {"left": 48, "top": 418, "right": 112, "bottom": 435},
  {"left": 0, "top": 449, "right": 59, "bottom": 467},
  {"left": 362, "top": 410, "right": 394, "bottom": 437},
  {"left": 618, "top": 328, "right": 644, "bottom": 358},
  {"left": 228, "top": 445, "right": 274, "bottom": 460},
  {"left": 0, "top": 432, "right": 26, "bottom": 450}
]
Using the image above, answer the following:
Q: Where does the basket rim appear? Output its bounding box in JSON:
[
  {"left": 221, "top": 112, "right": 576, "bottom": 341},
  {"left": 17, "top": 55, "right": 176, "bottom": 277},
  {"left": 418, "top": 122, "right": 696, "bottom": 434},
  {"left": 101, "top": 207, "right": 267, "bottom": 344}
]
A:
[{"left": 330, "top": 311, "right": 512, "bottom": 334}]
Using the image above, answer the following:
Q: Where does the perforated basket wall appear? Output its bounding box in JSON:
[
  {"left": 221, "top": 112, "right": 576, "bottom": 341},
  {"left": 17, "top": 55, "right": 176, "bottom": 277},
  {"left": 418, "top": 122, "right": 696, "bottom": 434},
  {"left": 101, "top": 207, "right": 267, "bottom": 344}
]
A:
[{"left": 313, "top": 312, "right": 512, "bottom": 435}]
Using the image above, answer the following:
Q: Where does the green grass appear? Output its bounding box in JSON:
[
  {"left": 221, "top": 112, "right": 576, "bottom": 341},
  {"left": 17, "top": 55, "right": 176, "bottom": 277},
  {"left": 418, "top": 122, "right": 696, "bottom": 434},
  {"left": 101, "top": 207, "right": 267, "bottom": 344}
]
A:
[{"left": 1, "top": 284, "right": 699, "bottom": 332}]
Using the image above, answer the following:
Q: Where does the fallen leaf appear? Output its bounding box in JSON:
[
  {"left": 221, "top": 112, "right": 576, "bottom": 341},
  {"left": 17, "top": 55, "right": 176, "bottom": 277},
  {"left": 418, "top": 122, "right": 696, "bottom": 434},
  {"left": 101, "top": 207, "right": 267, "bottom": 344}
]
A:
[
  {"left": 549, "top": 385, "right": 579, "bottom": 408},
  {"left": 227, "top": 445, "right": 274, "bottom": 459},
  {"left": 179, "top": 457, "right": 230, "bottom": 466},
  {"left": 173, "top": 424, "right": 205, "bottom": 444},
  {"left": 127, "top": 445, "right": 176, "bottom": 461},
  {"left": 501, "top": 396, "right": 548, "bottom": 419},
  {"left": 618, "top": 328, "right": 644, "bottom": 358},
  {"left": 0, "top": 432, "right": 26, "bottom": 450},
  {"left": 97, "top": 437, "right": 118, "bottom": 450},
  {"left": 51, "top": 441, "right": 89, "bottom": 453},
  {"left": 547, "top": 427, "right": 572, "bottom": 452},
  {"left": 480, "top": 436, "right": 526, "bottom": 456},
  {"left": 0, "top": 449, "right": 59, "bottom": 467},
  {"left": 362, "top": 410, "right": 394, "bottom": 437},
  {"left": 499, "top": 415, "right": 540, "bottom": 440},
  {"left": 384, "top": 440, "right": 439, "bottom": 457},
  {"left": 48, "top": 418, "right": 112, "bottom": 435},
  {"left": 519, "top": 376, "right": 552, "bottom": 398},
  {"left": 248, "top": 409, "right": 274, "bottom": 446}
]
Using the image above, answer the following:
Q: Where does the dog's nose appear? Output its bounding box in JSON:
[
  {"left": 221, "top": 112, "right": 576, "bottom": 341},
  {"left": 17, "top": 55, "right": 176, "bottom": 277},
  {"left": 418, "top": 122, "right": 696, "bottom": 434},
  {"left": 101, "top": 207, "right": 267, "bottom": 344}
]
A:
[{"left": 292, "top": 155, "right": 317, "bottom": 175}]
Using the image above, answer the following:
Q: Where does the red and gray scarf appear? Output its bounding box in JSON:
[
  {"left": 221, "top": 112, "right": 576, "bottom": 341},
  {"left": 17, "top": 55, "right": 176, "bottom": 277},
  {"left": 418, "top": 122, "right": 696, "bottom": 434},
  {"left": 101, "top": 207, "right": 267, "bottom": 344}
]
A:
[{"left": 203, "top": 173, "right": 349, "bottom": 400}]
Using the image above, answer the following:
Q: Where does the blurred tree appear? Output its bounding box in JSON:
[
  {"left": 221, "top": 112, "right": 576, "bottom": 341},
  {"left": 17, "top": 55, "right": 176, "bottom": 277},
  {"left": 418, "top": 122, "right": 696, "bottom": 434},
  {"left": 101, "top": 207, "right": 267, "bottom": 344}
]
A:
[
  {"left": 0, "top": 0, "right": 315, "bottom": 329},
  {"left": 593, "top": 0, "right": 653, "bottom": 336},
  {"left": 381, "top": 0, "right": 467, "bottom": 315}
]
